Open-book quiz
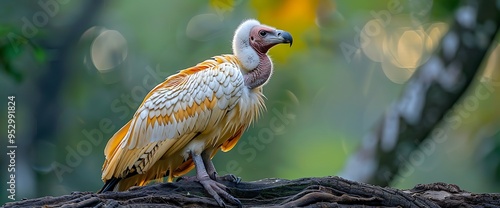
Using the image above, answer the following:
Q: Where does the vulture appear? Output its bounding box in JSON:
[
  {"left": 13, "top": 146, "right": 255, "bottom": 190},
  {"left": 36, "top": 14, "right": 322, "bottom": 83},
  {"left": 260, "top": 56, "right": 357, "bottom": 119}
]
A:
[{"left": 98, "top": 19, "right": 293, "bottom": 207}]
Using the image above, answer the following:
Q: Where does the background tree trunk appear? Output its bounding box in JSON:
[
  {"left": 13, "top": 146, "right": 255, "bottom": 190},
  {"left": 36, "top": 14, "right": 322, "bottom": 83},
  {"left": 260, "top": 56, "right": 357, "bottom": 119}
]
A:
[
  {"left": 340, "top": 0, "right": 500, "bottom": 186},
  {"left": 3, "top": 176, "right": 500, "bottom": 207}
]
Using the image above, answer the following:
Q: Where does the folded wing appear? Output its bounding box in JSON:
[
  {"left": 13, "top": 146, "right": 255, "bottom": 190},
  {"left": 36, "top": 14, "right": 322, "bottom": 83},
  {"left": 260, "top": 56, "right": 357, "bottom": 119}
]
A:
[{"left": 100, "top": 55, "right": 245, "bottom": 191}]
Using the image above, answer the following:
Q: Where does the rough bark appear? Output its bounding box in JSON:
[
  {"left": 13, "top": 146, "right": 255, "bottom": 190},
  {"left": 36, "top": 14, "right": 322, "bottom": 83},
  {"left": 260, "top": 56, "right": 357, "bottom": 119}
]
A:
[
  {"left": 3, "top": 177, "right": 500, "bottom": 207},
  {"left": 340, "top": 0, "right": 500, "bottom": 186}
]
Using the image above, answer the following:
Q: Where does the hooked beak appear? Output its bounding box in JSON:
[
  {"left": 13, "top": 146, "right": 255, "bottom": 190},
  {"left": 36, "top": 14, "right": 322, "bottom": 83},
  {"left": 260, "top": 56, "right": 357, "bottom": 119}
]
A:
[
  {"left": 267, "top": 30, "right": 293, "bottom": 47},
  {"left": 276, "top": 30, "right": 293, "bottom": 47}
]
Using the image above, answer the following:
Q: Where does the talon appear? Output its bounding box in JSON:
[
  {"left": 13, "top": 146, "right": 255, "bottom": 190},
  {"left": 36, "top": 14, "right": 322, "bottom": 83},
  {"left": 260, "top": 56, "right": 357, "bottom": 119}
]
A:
[
  {"left": 192, "top": 152, "right": 241, "bottom": 207},
  {"left": 199, "top": 178, "right": 241, "bottom": 207},
  {"left": 218, "top": 174, "right": 241, "bottom": 184},
  {"left": 210, "top": 172, "right": 218, "bottom": 181}
]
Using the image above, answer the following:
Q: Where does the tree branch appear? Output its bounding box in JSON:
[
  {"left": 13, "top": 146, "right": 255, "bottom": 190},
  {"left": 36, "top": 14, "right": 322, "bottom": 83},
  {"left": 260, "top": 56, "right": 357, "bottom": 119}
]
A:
[
  {"left": 4, "top": 177, "right": 500, "bottom": 207},
  {"left": 340, "top": 0, "right": 500, "bottom": 186}
]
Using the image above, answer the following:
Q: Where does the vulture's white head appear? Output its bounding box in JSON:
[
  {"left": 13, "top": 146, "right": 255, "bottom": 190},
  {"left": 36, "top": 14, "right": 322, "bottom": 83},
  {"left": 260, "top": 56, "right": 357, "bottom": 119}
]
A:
[{"left": 232, "top": 19, "right": 293, "bottom": 71}]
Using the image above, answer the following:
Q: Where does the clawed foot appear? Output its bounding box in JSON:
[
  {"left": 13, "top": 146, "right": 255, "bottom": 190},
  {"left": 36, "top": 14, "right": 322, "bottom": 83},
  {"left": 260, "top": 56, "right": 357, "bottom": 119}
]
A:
[
  {"left": 192, "top": 151, "right": 242, "bottom": 207},
  {"left": 199, "top": 177, "right": 241, "bottom": 207},
  {"left": 176, "top": 175, "right": 241, "bottom": 207}
]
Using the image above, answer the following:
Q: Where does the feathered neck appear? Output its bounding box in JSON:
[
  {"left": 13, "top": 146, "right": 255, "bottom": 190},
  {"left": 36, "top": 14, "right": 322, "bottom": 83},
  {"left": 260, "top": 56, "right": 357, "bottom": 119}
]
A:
[{"left": 232, "top": 19, "right": 273, "bottom": 89}]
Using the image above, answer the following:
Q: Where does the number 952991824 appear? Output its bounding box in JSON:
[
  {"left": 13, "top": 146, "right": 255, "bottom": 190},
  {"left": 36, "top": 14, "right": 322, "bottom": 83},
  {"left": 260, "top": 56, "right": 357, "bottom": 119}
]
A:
[{"left": 8, "top": 96, "right": 16, "bottom": 143}]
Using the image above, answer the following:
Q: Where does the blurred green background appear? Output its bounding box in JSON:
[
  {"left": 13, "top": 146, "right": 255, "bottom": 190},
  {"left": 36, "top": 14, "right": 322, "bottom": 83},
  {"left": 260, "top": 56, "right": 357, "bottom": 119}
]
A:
[{"left": 1, "top": 0, "right": 499, "bottom": 204}]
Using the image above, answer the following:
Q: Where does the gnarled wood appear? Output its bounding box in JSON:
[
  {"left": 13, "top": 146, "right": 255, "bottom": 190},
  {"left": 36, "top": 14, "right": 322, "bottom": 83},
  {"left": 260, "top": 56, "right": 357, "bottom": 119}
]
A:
[{"left": 4, "top": 177, "right": 500, "bottom": 207}]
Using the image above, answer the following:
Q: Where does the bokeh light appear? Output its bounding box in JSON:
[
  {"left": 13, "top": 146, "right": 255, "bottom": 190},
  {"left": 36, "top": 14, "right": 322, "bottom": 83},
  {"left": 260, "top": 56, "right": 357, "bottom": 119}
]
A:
[
  {"left": 90, "top": 29, "right": 128, "bottom": 72},
  {"left": 360, "top": 15, "right": 449, "bottom": 84},
  {"left": 361, "top": 19, "right": 387, "bottom": 63},
  {"left": 186, "top": 13, "right": 225, "bottom": 42},
  {"left": 79, "top": 26, "right": 128, "bottom": 84}
]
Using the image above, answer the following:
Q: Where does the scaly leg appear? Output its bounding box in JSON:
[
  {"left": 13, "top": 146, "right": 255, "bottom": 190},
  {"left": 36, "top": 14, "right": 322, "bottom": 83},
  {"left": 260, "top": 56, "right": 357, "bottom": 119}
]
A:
[
  {"left": 201, "top": 150, "right": 241, "bottom": 183},
  {"left": 191, "top": 151, "right": 241, "bottom": 207}
]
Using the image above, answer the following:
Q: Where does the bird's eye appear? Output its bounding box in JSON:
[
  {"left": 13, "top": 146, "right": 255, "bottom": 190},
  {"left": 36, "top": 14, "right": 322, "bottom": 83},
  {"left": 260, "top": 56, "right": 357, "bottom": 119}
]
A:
[{"left": 259, "top": 31, "right": 267, "bottom": 37}]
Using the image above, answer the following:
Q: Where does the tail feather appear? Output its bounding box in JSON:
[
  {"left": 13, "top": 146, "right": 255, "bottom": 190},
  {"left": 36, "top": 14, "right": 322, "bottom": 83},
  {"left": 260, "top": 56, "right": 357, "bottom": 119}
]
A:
[{"left": 97, "top": 177, "right": 121, "bottom": 193}]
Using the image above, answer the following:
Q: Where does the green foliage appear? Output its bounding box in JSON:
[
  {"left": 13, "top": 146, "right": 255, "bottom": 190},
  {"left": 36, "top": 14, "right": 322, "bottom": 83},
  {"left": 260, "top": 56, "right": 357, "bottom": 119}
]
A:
[{"left": 0, "top": 25, "right": 46, "bottom": 82}]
